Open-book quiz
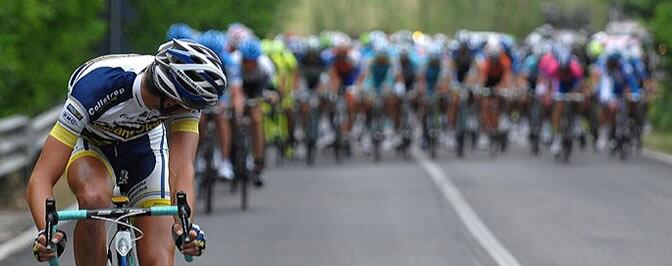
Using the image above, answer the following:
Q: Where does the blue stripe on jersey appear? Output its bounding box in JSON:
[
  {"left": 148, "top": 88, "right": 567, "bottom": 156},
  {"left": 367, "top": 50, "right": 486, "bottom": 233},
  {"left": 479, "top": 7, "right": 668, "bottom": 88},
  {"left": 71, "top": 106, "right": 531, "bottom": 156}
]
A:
[
  {"left": 159, "top": 125, "right": 166, "bottom": 198},
  {"left": 69, "top": 63, "right": 90, "bottom": 89},
  {"left": 70, "top": 67, "right": 136, "bottom": 120}
]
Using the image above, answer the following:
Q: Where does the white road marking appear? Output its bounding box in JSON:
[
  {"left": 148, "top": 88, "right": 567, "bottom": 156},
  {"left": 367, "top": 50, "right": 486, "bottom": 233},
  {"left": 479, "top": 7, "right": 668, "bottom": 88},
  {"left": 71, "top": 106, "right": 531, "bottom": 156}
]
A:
[
  {"left": 0, "top": 204, "right": 77, "bottom": 262},
  {"left": 412, "top": 149, "right": 521, "bottom": 266},
  {"left": 642, "top": 148, "right": 672, "bottom": 165}
]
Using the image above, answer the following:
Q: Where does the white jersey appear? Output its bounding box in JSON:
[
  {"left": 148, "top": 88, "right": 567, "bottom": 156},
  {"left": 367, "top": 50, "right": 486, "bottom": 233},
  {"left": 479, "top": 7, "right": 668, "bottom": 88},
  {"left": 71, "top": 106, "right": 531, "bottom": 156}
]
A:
[{"left": 56, "top": 54, "right": 199, "bottom": 146}]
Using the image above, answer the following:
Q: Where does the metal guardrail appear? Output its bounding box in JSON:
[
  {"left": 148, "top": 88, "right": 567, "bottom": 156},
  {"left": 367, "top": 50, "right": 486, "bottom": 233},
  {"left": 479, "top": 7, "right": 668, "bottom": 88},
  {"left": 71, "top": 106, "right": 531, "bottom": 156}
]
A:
[{"left": 0, "top": 106, "right": 61, "bottom": 178}]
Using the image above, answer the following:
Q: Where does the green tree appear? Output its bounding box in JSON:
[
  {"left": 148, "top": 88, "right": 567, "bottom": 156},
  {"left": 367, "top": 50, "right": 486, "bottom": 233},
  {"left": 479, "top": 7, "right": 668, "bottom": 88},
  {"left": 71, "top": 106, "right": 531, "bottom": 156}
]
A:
[
  {"left": 621, "top": 0, "right": 672, "bottom": 131},
  {"left": 283, "top": 0, "right": 606, "bottom": 38},
  {"left": 0, "top": 0, "right": 106, "bottom": 117},
  {"left": 127, "top": 0, "right": 291, "bottom": 54},
  {"left": 648, "top": 2, "right": 672, "bottom": 131}
]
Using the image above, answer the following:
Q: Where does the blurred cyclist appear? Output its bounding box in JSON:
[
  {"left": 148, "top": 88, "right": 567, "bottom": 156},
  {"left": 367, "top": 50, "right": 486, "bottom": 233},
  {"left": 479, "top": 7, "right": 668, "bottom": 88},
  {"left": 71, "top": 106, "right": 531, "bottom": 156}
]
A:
[
  {"left": 594, "top": 49, "right": 640, "bottom": 151},
  {"left": 231, "top": 38, "right": 275, "bottom": 186},
  {"left": 538, "top": 44, "right": 584, "bottom": 154},
  {"left": 326, "top": 33, "right": 361, "bottom": 151}
]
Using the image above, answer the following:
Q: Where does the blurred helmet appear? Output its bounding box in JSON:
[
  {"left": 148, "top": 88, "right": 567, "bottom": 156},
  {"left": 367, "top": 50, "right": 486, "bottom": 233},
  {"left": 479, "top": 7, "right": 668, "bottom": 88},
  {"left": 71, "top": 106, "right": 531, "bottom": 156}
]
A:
[
  {"left": 227, "top": 23, "right": 252, "bottom": 49},
  {"left": 536, "top": 24, "right": 554, "bottom": 38},
  {"left": 319, "top": 33, "right": 333, "bottom": 50},
  {"left": 332, "top": 33, "right": 352, "bottom": 49},
  {"left": 239, "top": 38, "right": 263, "bottom": 60},
  {"left": 261, "top": 39, "right": 274, "bottom": 54},
  {"left": 428, "top": 42, "right": 444, "bottom": 59},
  {"left": 152, "top": 39, "right": 227, "bottom": 110},
  {"left": 306, "top": 36, "right": 321, "bottom": 52},
  {"left": 455, "top": 30, "right": 470, "bottom": 44},
  {"left": 166, "top": 23, "right": 195, "bottom": 40},
  {"left": 284, "top": 36, "right": 303, "bottom": 55},
  {"left": 469, "top": 34, "right": 485, "bottom": 50},
  {"left": 552, "top": 44, "right": 572, "bottom": 69},
  {"left": 626, "top": 44, "right": 643, "bottom": 60},
  {"left": 586, "top": 40, "right": 604, "bottom": 58},
  {"left": 369, "top": 30, "right": 388, "bottom": 44},
  {"left": 359, "top": 32, "right": 372, "bottom": 46},
  {"left": 605, "top": 48, "right": 622, "bottom": 65},
  {"left": 197, "top": 30, "right": 227, "bottom": 56},
  {"left": 397, "top": 42, "right": 414, "bottom": 56},
  {"left": 372, "top": 39, "right": 390, "bottom": 58},
  {"left": 484, "top": 37, "right": 502, "bottom": 58}
]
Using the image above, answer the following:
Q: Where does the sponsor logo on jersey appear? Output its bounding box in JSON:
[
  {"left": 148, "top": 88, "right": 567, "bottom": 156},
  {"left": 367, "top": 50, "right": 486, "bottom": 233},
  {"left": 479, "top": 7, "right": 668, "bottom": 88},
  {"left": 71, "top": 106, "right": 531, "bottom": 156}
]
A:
[
  {"left": 61, "top": 112, "right": 82, "bottom": 130},
  {"left": 91, "top": 119, "right": 163, "bottom": 140},
  {"left": 88, "top": 88, "right": 126, "bottom": 115},
  {"left": 66, "top": 104, "right": 83, "bottom": 120}
]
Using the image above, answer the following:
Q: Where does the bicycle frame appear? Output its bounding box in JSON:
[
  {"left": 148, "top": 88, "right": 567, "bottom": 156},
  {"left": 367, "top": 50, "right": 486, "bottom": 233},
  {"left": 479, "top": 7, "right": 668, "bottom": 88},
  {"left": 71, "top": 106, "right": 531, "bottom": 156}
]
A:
[
  {"left": 231, "top": 100, "right": 256, "bottom": 210},
  {"left": 199, "top": 110, "right": 219, "bottom": 215},
  {"left": 555, "top": 92, "right": 584, "bottom": 162},
  {"left": 45, "top": 192, "right": 194, "bottom": 266}
]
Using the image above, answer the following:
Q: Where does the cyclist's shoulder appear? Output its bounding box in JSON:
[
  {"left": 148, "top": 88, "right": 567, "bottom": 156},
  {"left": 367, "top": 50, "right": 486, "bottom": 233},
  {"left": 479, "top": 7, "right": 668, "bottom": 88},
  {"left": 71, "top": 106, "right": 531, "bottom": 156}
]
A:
[
  {"left": 68, "top": 54, "right": 152, "bottom": 91},
  {"left": 68, "top": 54, "right": 152, "bottom": 85}
]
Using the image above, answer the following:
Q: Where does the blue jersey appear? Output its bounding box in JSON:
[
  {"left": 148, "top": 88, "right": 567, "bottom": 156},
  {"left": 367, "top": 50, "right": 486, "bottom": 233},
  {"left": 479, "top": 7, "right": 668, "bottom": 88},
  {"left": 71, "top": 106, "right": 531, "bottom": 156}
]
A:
[{"left": 629, "top": 58, "right": 649, "bottom": 81}]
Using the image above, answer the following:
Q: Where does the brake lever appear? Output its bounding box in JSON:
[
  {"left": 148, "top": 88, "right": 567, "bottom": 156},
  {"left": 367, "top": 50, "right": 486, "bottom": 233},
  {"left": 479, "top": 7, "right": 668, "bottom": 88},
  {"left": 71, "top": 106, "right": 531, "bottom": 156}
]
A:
[
  {"left": 176, "top": 192, "right": 194, "bottom": 262},
  {"left": 45, "top": 198, "right": 59, "bottom": 266}
]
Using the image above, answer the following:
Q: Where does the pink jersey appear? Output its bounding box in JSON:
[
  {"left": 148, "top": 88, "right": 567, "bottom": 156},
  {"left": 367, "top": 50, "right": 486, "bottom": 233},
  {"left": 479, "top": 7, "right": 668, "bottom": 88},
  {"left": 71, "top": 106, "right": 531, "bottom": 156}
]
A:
[{"left": 539, "top": 53, "right": 583, "bottom": 81}]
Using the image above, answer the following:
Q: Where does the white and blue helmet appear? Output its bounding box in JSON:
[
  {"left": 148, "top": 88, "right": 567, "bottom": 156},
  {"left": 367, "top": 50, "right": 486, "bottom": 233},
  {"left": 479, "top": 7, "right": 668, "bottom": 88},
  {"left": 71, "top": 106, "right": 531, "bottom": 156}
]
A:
[{"left": 153, "top": 39, "right": 228, "bottom": 110}]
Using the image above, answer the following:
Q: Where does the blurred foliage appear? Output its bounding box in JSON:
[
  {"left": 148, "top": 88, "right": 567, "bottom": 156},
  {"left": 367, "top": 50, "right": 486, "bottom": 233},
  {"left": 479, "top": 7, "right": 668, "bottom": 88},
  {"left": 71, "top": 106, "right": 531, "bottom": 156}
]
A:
[
  {"left": 623, "top": 0, "right": 672, "bottom": 131},
  {"left": 0, "top": 0, "right": 106, "bottom": 117},
  {"left": 283, "top": 0, "right": 607, "bottom": 37},
  {"left": 127, "top": 0, "right": 292, "bottom": 54}
]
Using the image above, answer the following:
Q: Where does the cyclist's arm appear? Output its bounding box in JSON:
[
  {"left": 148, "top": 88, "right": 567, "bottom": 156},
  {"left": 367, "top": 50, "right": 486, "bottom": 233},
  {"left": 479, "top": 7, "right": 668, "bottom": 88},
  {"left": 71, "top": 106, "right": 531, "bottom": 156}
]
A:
[
  {"left": 26, "top": 136, "right": 73, "bottom": 230},
  {"left": 27, "top": 92, "right": 88, "bottom": 230},
  {"left": 501, "top": 56, "right": 514, "bottom": 88},
  {"left": 328, "top": 67, "right": 341, "bottom": 92},
  {"left": 417, "top": 65, "right": 427, "bottom": 94},
  {"left": 230, "top": 82, "right": 245, "bottom": 116},
  {"left": 168, "top": 114, "right": 200, "bottom": 216}
]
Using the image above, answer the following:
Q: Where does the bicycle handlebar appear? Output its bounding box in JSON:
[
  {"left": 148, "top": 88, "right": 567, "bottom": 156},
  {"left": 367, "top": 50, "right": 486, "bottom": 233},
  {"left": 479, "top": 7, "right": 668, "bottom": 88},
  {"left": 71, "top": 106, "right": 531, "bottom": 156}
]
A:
[{"left": 46, "top": 191, "right": 194, "bottom": 265}]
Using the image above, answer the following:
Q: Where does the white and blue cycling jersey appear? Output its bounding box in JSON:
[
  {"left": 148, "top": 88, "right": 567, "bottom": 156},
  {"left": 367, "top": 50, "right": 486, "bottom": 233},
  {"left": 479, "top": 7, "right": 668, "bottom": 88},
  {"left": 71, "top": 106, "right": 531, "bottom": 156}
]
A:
[
  {"left": 50, "top": 54, "right": 201, "bottom": 208},
  {"left": 628, "top": 57, "right": 649, "bottom": 83},
  {"left": 595, "top": 55, "right": 640, "bottom": 103}
]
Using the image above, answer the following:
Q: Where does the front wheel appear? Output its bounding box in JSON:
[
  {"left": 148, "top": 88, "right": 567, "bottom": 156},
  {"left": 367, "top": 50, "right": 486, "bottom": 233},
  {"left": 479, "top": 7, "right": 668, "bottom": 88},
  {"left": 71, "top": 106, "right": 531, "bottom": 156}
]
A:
[
  {"left": 240, "top": 174, "right": 249, "bottom": 211},
  {"left": 429, "top": 136, "right": 438, "bottom": 159},
  {"left": 455, "top": 131, "right": 465, "bottom": 158},
  {"left": 204, "top": 176, "right": 214, "bottom": 214}
]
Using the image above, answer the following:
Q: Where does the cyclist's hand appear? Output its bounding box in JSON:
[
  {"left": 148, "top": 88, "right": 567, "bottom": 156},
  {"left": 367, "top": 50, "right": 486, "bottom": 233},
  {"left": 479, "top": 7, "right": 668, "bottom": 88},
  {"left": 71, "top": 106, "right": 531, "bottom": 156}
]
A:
[
  {"left": 32, "top": 229, "right": 66, "bottom": 262},
  {"left": 172, "top": 223, "right": 206, "bottom": 256}
]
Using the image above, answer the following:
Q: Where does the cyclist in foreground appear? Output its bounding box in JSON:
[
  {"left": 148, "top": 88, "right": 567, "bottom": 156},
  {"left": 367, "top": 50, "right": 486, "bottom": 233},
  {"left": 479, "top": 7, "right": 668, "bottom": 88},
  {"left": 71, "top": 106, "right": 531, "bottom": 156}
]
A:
[{"left": 27, "top": 39, "right": 222, "bottom": 265}]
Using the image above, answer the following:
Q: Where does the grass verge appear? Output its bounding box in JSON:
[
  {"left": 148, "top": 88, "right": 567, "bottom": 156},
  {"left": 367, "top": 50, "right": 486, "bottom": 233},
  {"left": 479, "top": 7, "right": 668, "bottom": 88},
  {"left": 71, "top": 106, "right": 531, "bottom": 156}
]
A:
[{"left": 644, "top": 131, "right": 672, "bottom": 154}]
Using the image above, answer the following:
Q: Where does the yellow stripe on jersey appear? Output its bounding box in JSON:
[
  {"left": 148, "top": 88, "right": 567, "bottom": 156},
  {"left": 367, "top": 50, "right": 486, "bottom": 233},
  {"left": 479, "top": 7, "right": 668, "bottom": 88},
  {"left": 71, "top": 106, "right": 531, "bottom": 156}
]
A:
[
  {"left": 66, "top": 150, "right": 114, "bottom": 179},
  {"left": 171, "top": 118, "right": 199, "bottom": 134},
  {"left": 139, "top": 198, "right": 171, "bottom": 208},
  {"left": 49, "top": 123, "right": 78, "bottom": 148}
]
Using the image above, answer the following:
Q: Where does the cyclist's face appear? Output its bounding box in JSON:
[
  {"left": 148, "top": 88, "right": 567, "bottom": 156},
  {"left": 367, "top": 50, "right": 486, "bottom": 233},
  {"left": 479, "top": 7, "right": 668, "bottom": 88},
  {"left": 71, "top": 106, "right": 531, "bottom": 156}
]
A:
[
  {"left": 374, "top": 55, "right": 388, "bottom": 65},
  {"left": 607, "top": 60, "right": 618, "bottom": 71},
  {"left": 335, "top": 48, "right": 348, "bottom": 58},
  {"left": 159, "top": 97, "right": 184, "bottom": 115},
  {"left": 243, "top": 59, "right": 257, "bottom": 71}
]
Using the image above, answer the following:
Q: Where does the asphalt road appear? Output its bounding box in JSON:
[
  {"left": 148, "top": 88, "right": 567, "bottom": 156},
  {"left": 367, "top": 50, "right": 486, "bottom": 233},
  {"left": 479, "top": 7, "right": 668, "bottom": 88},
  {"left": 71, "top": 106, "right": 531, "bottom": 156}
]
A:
[{"left": 3, "top": 143, "right": 672, "bottom": 266}]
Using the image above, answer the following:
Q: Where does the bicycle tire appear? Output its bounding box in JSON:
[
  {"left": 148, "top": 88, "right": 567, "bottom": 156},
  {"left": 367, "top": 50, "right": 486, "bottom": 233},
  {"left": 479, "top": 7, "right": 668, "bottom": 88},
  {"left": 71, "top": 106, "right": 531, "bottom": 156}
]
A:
[{"left": 204, "top": 174, "right": 214, "bottom": 214}]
